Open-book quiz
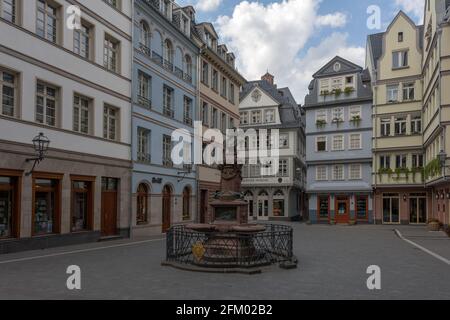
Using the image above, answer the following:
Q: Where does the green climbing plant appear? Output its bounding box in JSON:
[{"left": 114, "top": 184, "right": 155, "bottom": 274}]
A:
[{"left": 424, "top": 158, "right": 441, "bottom": 180}]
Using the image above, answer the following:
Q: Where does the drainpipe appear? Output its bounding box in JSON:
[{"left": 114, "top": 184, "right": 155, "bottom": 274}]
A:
[
  {"left": 129, "top": 0, "right": 135, "bottom": 239},
  {"left": 373, "top": 71, "right": 378, "bottom": 224}
]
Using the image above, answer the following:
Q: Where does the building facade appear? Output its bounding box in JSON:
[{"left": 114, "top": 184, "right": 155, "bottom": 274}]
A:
[
  {"left": 240, "top": 73, "right": 306, "bottom": 222},
  {"left": 305, "top": 56, "right": 373, "bottom": 224},
  {"left": 422, "top": 0, "right": 450, "bottom": 227},
  {"left": 0, "top": 0, "right": 133, "bottom": 253},
  {"left": 367, "top": 12, "right": 431, "bottom": 225},
  {"left": 131, "top": 0, "right": 199, "bottom": 236},
  {"left": 192, "top": 22, "right": 247, "bottom": 224}
]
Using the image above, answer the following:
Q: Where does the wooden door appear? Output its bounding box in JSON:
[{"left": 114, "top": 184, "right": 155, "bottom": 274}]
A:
[
  {"left": 162, "top": 186, "right": 172, "bottom": 233},
  {"left": 101, "top": 191, "right": 117, "bottom": 236},
  {"left": 335, "top": 196, "right": 350, "bottom": 224}
]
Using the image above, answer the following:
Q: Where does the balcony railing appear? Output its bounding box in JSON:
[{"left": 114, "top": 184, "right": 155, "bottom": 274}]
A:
[
  {"left": 151, "top": 51, "right": 163, "bottom": 66},
  {"left": 138, "top": 43, "right": 151, "bottom": 57},
  {"left": 137, "top": 95, "right": 151, "bottom": 109},
  {"left": 163, "top": 107, "right": 174, "bottom": 118},
  {"left": 163, "top": 59, "right": 174, "bottom": 72},
  {"left": 137, "top": 153, "right": 151, "bottom": 164},
  {"left": 183, "top": 73, "right": 192, "bottom": 84},
  {"left": 174, "top": 66, "right": 183, "bottom": 79},
  {"left": 184, "top": 117, "right": 193, "bottom": 126}
]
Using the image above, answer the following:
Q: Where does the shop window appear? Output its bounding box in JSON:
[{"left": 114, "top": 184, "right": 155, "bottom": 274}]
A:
[
  {"left": 356, "top": 196, "right": 368, "bottom": 220},
  {"left": 273, "top": 191, "right": 285, "bottom": 217},
  {"left": 136, "top": 183, "right": 149, "bottom": 225},
  {"left": 0, "top": 174, "right": 20, "bottom": 238},
  {"left": 33, "top": 176, "right": 61, "bottom": 235},
  {"left": 71, "top": 178, "right": 94, "bottom": 232},
  {"left": 318, "top": 196, "right": 329, "bottom": 219}
]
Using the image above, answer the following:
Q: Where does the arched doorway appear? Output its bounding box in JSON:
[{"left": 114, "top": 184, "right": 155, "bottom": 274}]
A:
[
  {"left": 136, "top": 183, "right": 149, "bottom": 225},
  {"left": 162, "top": 185, "right": 172, "bottom": 233},
  {"left": 257, "top": 191, "right": 269, "bottom": 221},
  {"left": 273, "top": 190, "right": 285, "bottom": 217}
]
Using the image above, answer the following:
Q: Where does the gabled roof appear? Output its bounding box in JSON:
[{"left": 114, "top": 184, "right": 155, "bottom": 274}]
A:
[
  {"left": 312, "top": 56, "right": 363, "bottom": 78},
  {"left": 196, "top": 22, "right": 219, "bottom": 39},
  {"left": 386, "top": 10, "right": 418, "bottom": 34}
]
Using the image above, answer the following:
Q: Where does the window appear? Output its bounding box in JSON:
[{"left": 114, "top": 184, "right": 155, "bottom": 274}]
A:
[
  {"left": 163, "top": 85, "right": 174, "bottom": 118},
  {"left": 380, "top": 155, "right": 391, "bottom": 169},
  {"left": 1, "top": 0, "right": 17, "bottom": 23},
  {"left": 349, "top": 106, "right": 361, "bottom": 120},
  {"left": 387, "top": 85, "right": 399, "bottom": 102},
  {"left": 403, "top": 83, "right": 415, "bottom": 100},
  {"left": 264, "top": 109, "right": 275, "bottom": 123},
  {"left": 331, "top": 77, "right": 343, "bottom": 90},
  {"left": 316, "top": 136, "right": 327, "bottom": 152},
  {"left": 279, "top": 134, "right": 289, "bottom": 148},
  {"left": 412, "top": 154, "right": 424, "bottom": 168},
  {"left": 138, "top": 71, "right": 151, "bottom": 108},
  {"left": 137, "top": 128, "right": 151, "bottom": 163},
  {"left": 411, "top": 116, "right": 422, "bottom": 134},
  {"left": 318, "top": 196, "right": 329, "bottom": 219},
  {"left": 332, "top": 135, "right": 344, "bottom": 151},
  {"left": 221, "top": 76, "right": 227, "bottom": 98},
  {"left": 332, "top": 107, "right": 344, "bottom": 122},
  {"left": 201, "top": 61, "right": 209, "bottom": 85},
  {"left": 221, "top": 113, "right": 227, "bottom": 132},
  {"left": 33, "top": 177, "right": 61, "bottom": 235},
  {"left": 212, "top": 69, "right": 218, "bottom": 91},
  {"left": 316, "top": 110, "right": 327, "bottom": 123},
  {"left": 316, "top": 166, "right": 327, "bottom": 181},
  {"left": 332, "top": 165, "right": 344, "bottom": 180},
  {"left": 71, "top": 180, "right": 93, "bottom": 232},
  {"left": 395, "top": 117, "right": 407, "bottom": 135},
  {"left": 229, "top": 83, "right": 235, "bottom": 103},
  {"left": 251, "top": 110, "right": 262, "bottom": 124},
  {"left": 136, "top": 184, "right": 149, "bottom": 225},
  {"left": 320, "top": 79, "right": 330, "bottom": 92},
  {"left": 183, "top": 96, "right": 192, "bottom": 125},
  {"left": 163, "top": 39, "right": 173, "bottom": 71},
  {"left": 37, "top": 0, "right": 58, "bottom": 43},
  {"left": 181, "top": 15, "right": 189, "bottom": 36},
  {"left": 103, "top": 105, "right": 118, "bottom": 141},
  {"left": 211, "top": 108, "right": 218, "bottom": 128},
  {"left": 162, "top": 135, "right": 172, "bottom": 167},
  {"left": 349, "top": 134, "right": 361, "bottom": 150},
  {"left": 74, "top": 22, "right": 91, "bottom": 59},
  {"left": 345, "top": 76, "right": 354, "bottom": 86},
  {"left": 161, "top": 0, "right": 171, "bottom": 19},
  {"left": 278, "top": 160, "right": 288, "bottom": 177},
  {"left": 0, "top": 175, "right": 20, "bottom": 238},
  {"left": 202, "top": 102, "right": 209, "bottom": 126},
  {"left": 240, "top": 111, "right": 249, "bottom": 125},
  {"left": 383, "top": 194, "right": 400, "bottom": 224},
  {"left": 381, "top": 118, "right": 391, "bottom": 136},
  {"left": 392, "top": 50, "right": 408, "bottom": 68},
  {"left": 273, "top": 191, "right": 285, "bottom": 217},
  {"left": 398, "top": 32, "right": 403, "bottom": 42},
  {"left": 356, "top": 196, "right": 368, "bottom": 220},
  {"left": 139, "top": 21, "right": 150, "bottom": 48},
  {"left": 182, "top": 187, "right": 191, "bottom": 220},
  {"left": 349, "top": 164, "right": 362, "bottom": 180},
  {"left": 396, "top": 154, "right": 407, "bottom": 168},
  {"left": 104, "top": 0, "right": 120, "bottom": 9},
  {"left": 104, "top": 34, "right": 120, "bottom": 72},
  {"left": 229, "top": 118, "right": 235, "bottom": 129},
  {"left": 0, "top": 70, "right": 16, "bottom": 117},
  {"left": 184, "top": 55, "right": 193, "bottom": 82},
  {"left": 73, "top": 95, "right": 90, "bottom": 134},
  {"left": 36, "top": 82, "right": 57, "bottom": 127}
]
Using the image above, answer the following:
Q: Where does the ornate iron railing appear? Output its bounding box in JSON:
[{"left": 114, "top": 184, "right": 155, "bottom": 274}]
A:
[{"left": 165, "top": 224, "right": 294, "bottom": 269}]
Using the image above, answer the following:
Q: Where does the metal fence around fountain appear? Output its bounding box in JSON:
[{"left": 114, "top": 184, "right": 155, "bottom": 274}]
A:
[{"left": 165, "top": 224, "right": 294, "bottom": 269}]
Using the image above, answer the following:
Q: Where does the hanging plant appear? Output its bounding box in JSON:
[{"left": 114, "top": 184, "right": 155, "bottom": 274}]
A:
[
  {"left": 344, "top": 87, "right": 355, "bottom": 95},
  {"left": 410, "top": 167, "right": 424, "bottom": 183},
  {"left": 394, "top": 167, "right": 410, "bottom": 180},
  {"left": 350, "top": 115, "right": 362, "bottom": 125},
  {"left": 316, "top": 119, "right": 327, "bottom": 128},
  {"left": 320, "top": 90, "right": 330, "bottom": 97},
  {"left": 424, "top": 158, "right": 441, "bottom": 180},
  {"left": 333, "top": 88, "right": 343, "bottom": 97},
  {"left": 378, "top": 167, "right": 393, "bottom": 177}
]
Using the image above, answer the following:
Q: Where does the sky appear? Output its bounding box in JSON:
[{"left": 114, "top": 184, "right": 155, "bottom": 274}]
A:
[{"left": 177, "top": 0, "right": 426, "bottom": 104}]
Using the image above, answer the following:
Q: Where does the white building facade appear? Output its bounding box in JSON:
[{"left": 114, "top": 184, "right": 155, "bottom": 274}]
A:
[{"left": 0, "top": 0, "right": 133, "bottom": 253}]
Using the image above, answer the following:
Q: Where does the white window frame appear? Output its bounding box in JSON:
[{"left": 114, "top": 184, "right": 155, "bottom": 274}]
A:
[
  {"left": 349, "top": 133, "right": 362, "bottom": 150},
  {"left": 316, "top": 136, "right": 327, "bottom": 152},
  {"left": 315, "top": 109, "right": 327, "bottom": 123},
  {"left": 103, "top": 104, "right": 119, "bottom": 141},
  {"left": 251, "top": 110, "right": 262, "bottom": 124},
  {"left": 332, "top": 107, "right": 344, "bottom": 122},
  {"left": 36, "top": 81, "right": 57, "bottom": 127},
  {"left": 349, "top": 106, "right": 361, "bottom": 120},
  {"left": 104, "top": 34, "right": 120, "bottom": 73},
  {"left": 36, "top": 0, "right": 58, "bottom": 43},
  {"left": 316, "top": 166, "right": 328, "bottom": 181},
  {"left": 381, "top": 118, "right": 391, "bottom": 136},
  {"left": 1, "top": 0, "right": 17, "bottom": 23},
  {"left": 264, "top": 109, "right": 275, "bottom": 123},
  {"left": 137, "top": 127, "right": 151, "bottom": 163},
  {"left": 402, "top": 82, "right": 415, "bottom": 101},
  {"left": 349, "top": 164, "right": 362, "bottom": 180},
  {"left": 240, "top": 111, "right": 249, "bottom": 125},
  {"left": 387, "top": 85, "right": 399, "bottom": 103},
  {"left": 392, "top": 50, "right": 408, "bottom": 69},
  {"left": 332, "top": 165, "right": 344, "bottom": 181},
  {"left": 73, "top": 94, "right": 90, "bottom": 135},
  {"left": 332, "top": 135, "right": 344, "bottom": 151},
  {"left": 0, "top": 69, "right": 16, "bottom": 117},
  {"left": 74, "top": 21, "right": 91, "bottom": 60}
]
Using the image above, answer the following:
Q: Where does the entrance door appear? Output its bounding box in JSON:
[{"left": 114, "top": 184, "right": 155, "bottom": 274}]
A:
[
  {"left": 200, "top": 190, "right": 208, "bottom": 224},
  {"left": 383, "top": 194, "right": 400, "bottom": 224},
  {"left": 410, "top": 195, "right": 427, "bottom": 224},
  {"left": 101, "top": 178, "right": 118, "bottom": 236},
  {"left": 162, "top": 185, "right": 172, "bottom": 233},
  {"left": 335, "top": 196, "right": 350, "bottom": 223},
  {"left": 257, "top": 192, "right": 269, "bottom": 221}
]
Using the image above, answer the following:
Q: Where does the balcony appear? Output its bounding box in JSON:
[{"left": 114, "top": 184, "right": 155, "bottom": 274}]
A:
[
  {"left": 151, "top": 51, "right": 163, "bottom": 66},
  {"left": 137, "top": 153, "right": 151, "bottom": 164},
  {"left": 138, "top": 43, "right": 151, "bottom": 57},
  {"left": 163, "top": 59, "right": 174, "bottom": 72},
  {"left": 137, "top": 95, "right": 151, "bottom": 109}
]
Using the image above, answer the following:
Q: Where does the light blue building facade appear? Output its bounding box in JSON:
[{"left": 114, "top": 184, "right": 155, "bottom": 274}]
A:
[
  {"left": 304, "top": 56, "right": 373, "bottom": 224},
  {"left": 132, "top": 0, "right": 199, "bottom": 236}
]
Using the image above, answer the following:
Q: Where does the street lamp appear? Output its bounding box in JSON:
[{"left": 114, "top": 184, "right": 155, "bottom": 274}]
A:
[{"left": 26, "top": 133, "right": 50, "bottom": 176}]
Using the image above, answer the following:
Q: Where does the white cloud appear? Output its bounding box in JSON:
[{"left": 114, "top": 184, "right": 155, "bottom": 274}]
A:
[
  {"left": 196, "top": 0, "right": 222, "bottom": 12},
  {"left": 216, "top": 0, "right": 363, "bottom": 104},
  {"left": 395, "top": 0, "right": 425, "bottom": 23}
]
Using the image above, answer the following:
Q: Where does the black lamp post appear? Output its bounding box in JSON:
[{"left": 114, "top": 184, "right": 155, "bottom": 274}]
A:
[{"left": 26, "top": 132, "right": 50, "bottom": 176}]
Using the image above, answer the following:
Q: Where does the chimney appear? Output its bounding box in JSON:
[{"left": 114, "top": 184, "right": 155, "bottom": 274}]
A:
[{"left": 261, "top": 72, "right": 275, "bottom": 86}]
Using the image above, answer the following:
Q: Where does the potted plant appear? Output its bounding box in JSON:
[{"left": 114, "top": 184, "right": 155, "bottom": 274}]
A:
[
  {"left": 344, "top": 87, "right": 354, "bottom": 95},
  {"left": 350, "top": 115, "right": 361, "bottom": 125},
  {"left": 378, "top": 167, "right": 394, "bottom": 178},
  {"left": 316, "top": 119, "right": 327, "bottom": 128},
  {"left": 394, "top": 167, "right": 410, "bottom": 180},
  {"left": 427, "top": 219, "right": 442, "bottom": 232},
  {"left": 333, "top": 88, "right": 343, "bottom": 97},
  {"left": 332, "top": 117, "right": 344, "bottom": 127},
  {"left": 320, "top": 90, "right": 330, "bottom": 97}
]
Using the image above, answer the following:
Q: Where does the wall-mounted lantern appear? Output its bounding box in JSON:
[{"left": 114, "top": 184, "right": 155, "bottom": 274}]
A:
[{"left": 26, "top": 133, "right": 50, "bottom": 176}]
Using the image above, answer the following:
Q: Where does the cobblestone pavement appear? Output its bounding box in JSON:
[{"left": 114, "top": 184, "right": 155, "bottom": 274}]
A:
[{"left": 0, "top": 223, "right": 449, "bottom": 300}]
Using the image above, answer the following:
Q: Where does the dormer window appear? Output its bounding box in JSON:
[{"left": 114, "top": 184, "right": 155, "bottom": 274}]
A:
[
  {"left": 161, "top": 0, "right": 171, "bottom": 19},
  {"left": 204, "top": 31, "right": 212, "bottom": 48},
  {"left": 181, "top": 15, "right": 190, "bottom": 36}
]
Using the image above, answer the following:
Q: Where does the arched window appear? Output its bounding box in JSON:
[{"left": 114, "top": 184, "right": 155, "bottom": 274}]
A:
[
  {"left": 139, "top": 21, "right": 150, "bottom": 48},
  {"left": 163, "top": 39, "right": 173, "bottom": 69},
  {"left": 136, "top": 183, "right": 149, "bottom": 224},
  {"left": 184, "top": 54, "right": 193, "bottom": 79},
  {"left": 273, "top": 190, "right": 285, "bottom": 217},
  {"left": 183, "top": 186, "right": 191, "bottom": 220}
]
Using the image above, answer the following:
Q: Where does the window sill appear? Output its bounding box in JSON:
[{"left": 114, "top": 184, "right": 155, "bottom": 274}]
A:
[{"left": 392, "top": 66, "right": 410, "bottom": 71}]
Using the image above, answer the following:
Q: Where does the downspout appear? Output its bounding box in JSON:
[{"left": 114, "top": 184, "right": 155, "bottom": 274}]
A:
[
  {"left": 129, "top": 0, "right": 135, "bottom": 239},
  {"left": 196, "top": 47, "right": 202, "bottom": 223},
  {"left": 373, "top": 69, "right": 378, "bottom": 224}
]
